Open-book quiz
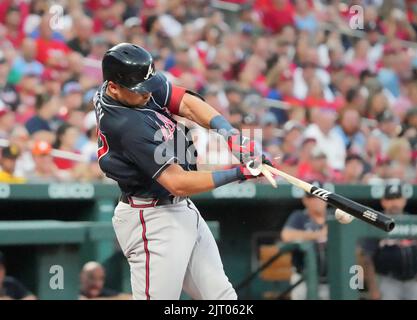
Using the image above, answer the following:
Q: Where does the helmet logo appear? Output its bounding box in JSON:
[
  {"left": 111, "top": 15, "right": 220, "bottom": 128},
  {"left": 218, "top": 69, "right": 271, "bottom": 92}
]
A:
[{"left": 144, "top": 63, "right": 156, "bottom": 80}]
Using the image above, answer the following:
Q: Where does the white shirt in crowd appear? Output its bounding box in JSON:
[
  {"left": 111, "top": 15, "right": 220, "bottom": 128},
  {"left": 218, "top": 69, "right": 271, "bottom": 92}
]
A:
[
  {"left": 293, "top": 67, "right": 334, "bottom": 102},
  {"left": 304, "top": 123, "right": 346, "bottom": 170}
]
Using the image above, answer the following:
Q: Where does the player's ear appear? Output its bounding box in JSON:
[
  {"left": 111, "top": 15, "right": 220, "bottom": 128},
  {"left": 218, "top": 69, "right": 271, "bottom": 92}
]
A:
[{"left": 107, "top": 81, "right": 119, "bottom": 95}]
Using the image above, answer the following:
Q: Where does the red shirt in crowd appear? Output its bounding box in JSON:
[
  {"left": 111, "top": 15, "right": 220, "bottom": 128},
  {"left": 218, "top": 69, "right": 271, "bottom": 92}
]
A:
[
  {"left": 35, "top": 38, "right": 71, "bottom": 66},
  {"left": 0, "top": 0, "right": 29, "bottom": 48},
  {"left": 0, "top": 0, "right": 29, "bottom": 25},
  {"left": 254, "top": 0, "right": 313, "bottom": 33},
  {"left": 297, "top": 163, "right": 340, "bottom": 183}
]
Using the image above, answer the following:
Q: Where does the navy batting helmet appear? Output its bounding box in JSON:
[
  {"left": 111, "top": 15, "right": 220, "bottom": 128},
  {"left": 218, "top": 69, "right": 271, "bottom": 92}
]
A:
[{"left": 102, "top": 43, "right": 166, "bottom": 93}]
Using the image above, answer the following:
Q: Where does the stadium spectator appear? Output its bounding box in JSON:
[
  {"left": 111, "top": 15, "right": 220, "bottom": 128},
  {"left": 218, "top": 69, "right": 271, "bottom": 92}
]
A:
[
  {"left": 52, "top": 123, "right": 80, "bottom": 171},
  {"left": 79, "top": 261, "right": 131, "bottom": 300},
  {"left": 0, "top": 50, "right": 20, "bottom": 111},
  {"left": 296, "top": 137, "right": 316, "bottom": 177},
  {"left": 298, "top": 146, "right": 336, "bottom": 182},
  {"left": 293, "top": 47, "right": 333, "bottom": 102},
  {"left": 122, "top": 16, "right": 141, "bottom": 44},
  {"left": 25, "top": 140, "right": 63, "bottom": 183},
  {"left": 378, "top": 44, "right": 403, "bottom": 100},
  {"left": 10, "top": 37, "right": 43, "bottom": 85},
  {"left": 364, "top": 21, "right": 384, "bottom": 71},
  {"left": 261, "top": 112, "right": 280, "bottom": 157},
  {"left": 67, "top": 15, "right": 94, "bottom": 57},
  {"left": 25, "top": 93, "right": 61, "bottom": 135},
  {"left": 81, "top": 36, "right": 108, "bottom": 87},
  {"left": 386, "top": 138, "right": 416, "bottom": 182},
  {"left": 0, "top": 144, "right": 26, "bottom": 183},
  {"left": 0, "top": 251, "right": 36, "bottom": 300},
  {"left": 33, "top": 13, "right": 71, "bottom": 67},
  {"left": 10, "top": 125, "right": 34, "bottom": 178},
  {"left": 0, "top": 101, "right": 15, "bottom": 139},
  {"left": 294, "top": 1, "right": 317, "bottom": 33},
  {"left": 89, "top": 0, "right": 123, "bottom": 35},
  {"left": 344, "top": 86, "right": 367, "bottom": 117},
  {"left": 122, "top": 1, "right": 140, "bottom": 22},
  {"left": 256, "top": 0, "right": 295, "bottom": 34},
  {"left": 371, "top": 110, "right": 401, "bottom": 155},
  {"left": 402, "top": 107, "right": 417, "bottom": 143},
  {"left": 3, "top": 5, "right": 25, "bottom": 49},
  {"left": 281, "top": 181, "right": 329, "bottom": 300},
  {"left": 279, "top": 120, "right": 304, "bottom": 174},
  {"left": 335, "top": 153, "right": 368, "bottom": 184},
  {"left": 267, "top": 69, "right": 300, "bottom": 124},
  {"left": 60, "top": 81, "right": 83, "bottom": 119},
  {"left": 41, "top": 68, "right": 62, "bottom": 96},
  {"left": 381, "top": 8, "right": 416, "bottom": 42},
  {"left": 345, "top": 39, "right": 371, "bottom": 79},
  {"left": 333, "top": 108, "right": 366, "bottom": 155},
  {"left": 303, "top": 108, "right": 346, "bottom": 171},
  {"left": 365, "top": 88, "right": 390, "bottom": 120},
  {"left": 359, "top": 183, "right": 417, "bottom": 300},
  {"left": 16, "top": 68, "right": 44, "bottom": 119}
]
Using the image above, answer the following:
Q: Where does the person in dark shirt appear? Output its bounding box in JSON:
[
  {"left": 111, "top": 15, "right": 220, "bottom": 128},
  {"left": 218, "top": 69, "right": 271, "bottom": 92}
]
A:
[
  {"left": 281, "top": 181, "right": 330, "bottom": 300},
  {"left": 25, "top": 93, "right": 61, "bottom": 135},
  {"left": 0, "top": 50, "right": 20, "bottom": 111},
  {"left": 0, "top": 251, "right": 36, "bottom": 300},
  {"left": 66, "top": 15, "right": 94, "bottom": 57},
  {"left": 359, "top": 183, "right": 417, "bottom": 300},
  {"left": 79, "top": 261, "right": 131, "bottom": 300}
]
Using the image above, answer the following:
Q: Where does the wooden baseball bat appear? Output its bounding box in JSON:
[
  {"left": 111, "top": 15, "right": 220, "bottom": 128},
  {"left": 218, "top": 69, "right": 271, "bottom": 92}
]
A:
[
  {"left": 260, "top": 165, "right": 277, "bottom": 188},
  {"left": 264, "top": 165, "right": 395, "bottom": 232}
]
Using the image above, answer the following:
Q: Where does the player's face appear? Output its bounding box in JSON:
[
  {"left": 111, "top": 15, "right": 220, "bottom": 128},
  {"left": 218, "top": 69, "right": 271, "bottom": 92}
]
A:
[
  {"left": 84, "top": 269, "right": 105, "bottom": 298},
  {"left": 303, "top": 196, "right": 327, "bottom": 217},
  {"left": 381, "top": 198, "right": 406, "bottom": 215},
  {"left": 0, "top": 158, "right": 16, "bottom": 174},
  {"left": 108, "top": 82, "right": 152, "bottom": 107}
]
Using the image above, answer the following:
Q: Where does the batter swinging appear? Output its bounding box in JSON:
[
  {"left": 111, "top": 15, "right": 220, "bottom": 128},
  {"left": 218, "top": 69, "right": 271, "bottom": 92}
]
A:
[{"left": 95, "top": 43, "right": 270, "bottom": 300}]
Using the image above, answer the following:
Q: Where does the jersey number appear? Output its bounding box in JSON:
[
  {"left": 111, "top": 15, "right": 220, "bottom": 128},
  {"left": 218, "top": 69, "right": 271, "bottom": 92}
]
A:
[{"left": 97, "top": 129, "right": 109, "bottom": 161}]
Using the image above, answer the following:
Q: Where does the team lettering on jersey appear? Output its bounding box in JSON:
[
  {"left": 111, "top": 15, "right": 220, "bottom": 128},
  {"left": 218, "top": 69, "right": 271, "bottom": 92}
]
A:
[
  {"left": 93, "top": 96, "right": 108, "bottom": 161},
  {"left": 97, "top": 129, "right": 109, "bottom": 160},
  {"left": 94, "top": 96, "right": 104, "bottom": 124},
  {"left": 155, "top": 112, "right": 176, "bottom": 141}
]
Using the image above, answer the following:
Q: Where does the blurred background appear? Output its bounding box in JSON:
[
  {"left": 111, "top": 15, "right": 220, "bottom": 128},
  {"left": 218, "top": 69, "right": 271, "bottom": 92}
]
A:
[{"left": 0, "top": 0, "right": 417, "bottom": 300}]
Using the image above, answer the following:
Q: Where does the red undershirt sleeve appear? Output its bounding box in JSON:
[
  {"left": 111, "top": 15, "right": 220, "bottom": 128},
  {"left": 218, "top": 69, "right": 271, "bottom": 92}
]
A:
[{"left": 167, "top": 85, "right": 186, "bottom": 115}]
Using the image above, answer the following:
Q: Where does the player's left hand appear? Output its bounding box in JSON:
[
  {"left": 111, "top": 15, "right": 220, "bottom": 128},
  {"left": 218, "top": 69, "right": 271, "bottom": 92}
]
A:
[
  {"left": 236, "top": 155, "right": 273, "bottom": 181},
  {"left": 236, "top": 162, "right": 263, "bottom": 181}
]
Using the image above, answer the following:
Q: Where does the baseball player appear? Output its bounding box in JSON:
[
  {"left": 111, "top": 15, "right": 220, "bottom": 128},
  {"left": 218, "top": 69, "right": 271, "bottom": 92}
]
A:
[{"left": 95, "top": 43, "right": 270, "bottom": 300}]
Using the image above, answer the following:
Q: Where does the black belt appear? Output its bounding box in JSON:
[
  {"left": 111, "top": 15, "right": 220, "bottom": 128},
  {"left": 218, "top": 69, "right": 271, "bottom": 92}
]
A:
[{"left": 119, "top": 193, "right": 184, "bottom": 207}]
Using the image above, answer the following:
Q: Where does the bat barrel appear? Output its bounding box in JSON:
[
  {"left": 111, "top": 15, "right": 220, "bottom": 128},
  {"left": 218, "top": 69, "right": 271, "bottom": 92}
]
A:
[
  {"left": 265, "top": 165, "right": 396, "bottom": 232},
  {"left": 325, "top": 191, "right": 395, "bottom": 232},
  {"left": 383, "top": 218, "right": 396, "bottom": 232}
]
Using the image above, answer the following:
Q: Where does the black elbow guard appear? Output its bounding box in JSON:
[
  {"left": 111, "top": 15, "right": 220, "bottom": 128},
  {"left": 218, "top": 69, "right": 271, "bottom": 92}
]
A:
[{"left": 185, "top": 89, "right": 205, "bottom": 102}]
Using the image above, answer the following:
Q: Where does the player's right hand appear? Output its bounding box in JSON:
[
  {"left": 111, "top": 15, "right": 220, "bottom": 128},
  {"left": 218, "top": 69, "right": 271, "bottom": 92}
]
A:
[{"left": 227, "top": 134, "right": 256, "bottom": 164}]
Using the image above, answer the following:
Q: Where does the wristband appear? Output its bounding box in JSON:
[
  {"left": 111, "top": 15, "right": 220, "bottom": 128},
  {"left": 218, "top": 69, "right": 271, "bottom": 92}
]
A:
[
  {"left": 209, "top": 115, "right": 238, "bottom": 138},
  {"left": 212, "top": 168, "right": 242, "bottom": 188}
]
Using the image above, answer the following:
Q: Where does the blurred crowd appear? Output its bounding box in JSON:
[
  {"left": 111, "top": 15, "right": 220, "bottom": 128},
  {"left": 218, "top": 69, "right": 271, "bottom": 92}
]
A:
[{"left": 0, "top": 0, "right": 417, "bottom": 184}]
